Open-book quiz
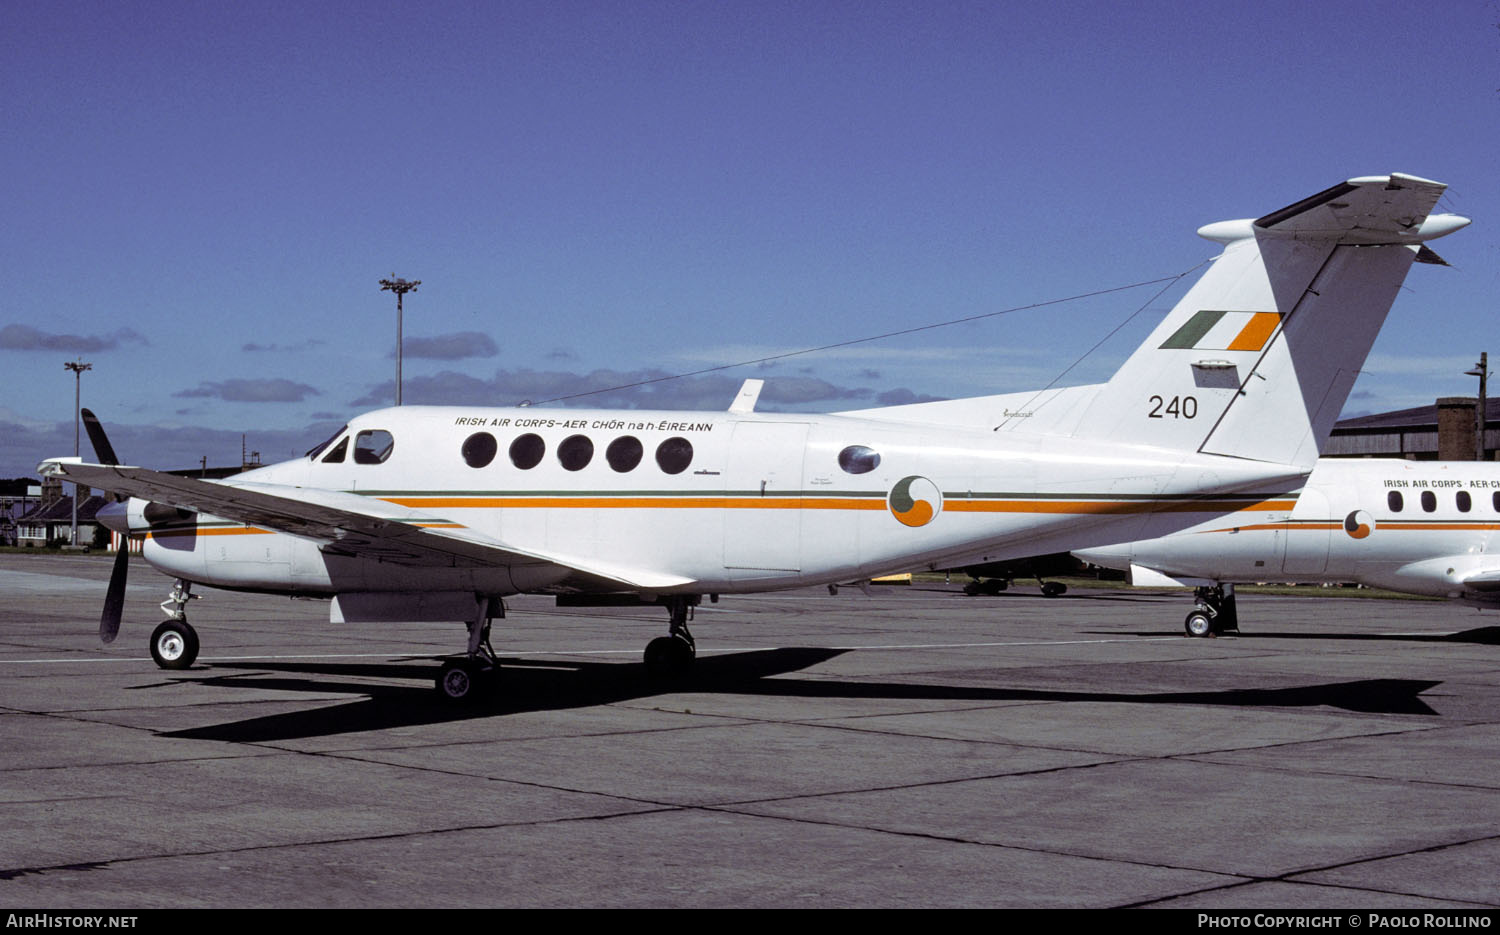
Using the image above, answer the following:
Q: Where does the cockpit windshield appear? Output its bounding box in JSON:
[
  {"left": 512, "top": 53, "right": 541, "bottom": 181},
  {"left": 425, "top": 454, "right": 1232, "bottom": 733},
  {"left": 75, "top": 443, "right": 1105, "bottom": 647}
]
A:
[{"left": 305, "top": 425, "right": 348, "bottom": 460}]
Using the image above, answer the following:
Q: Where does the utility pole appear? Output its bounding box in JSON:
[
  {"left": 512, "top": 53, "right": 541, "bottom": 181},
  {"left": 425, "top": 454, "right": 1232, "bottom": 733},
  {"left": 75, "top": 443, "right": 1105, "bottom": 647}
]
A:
[
  {"left": 63, "top": 358, "right": 92, "bottom": 547},
  {"left": 379, "top": 275, "right": 420, "bottom": 405},
  {"left": 1467, "top": 352, "right": 1489, "bottom": 461}
]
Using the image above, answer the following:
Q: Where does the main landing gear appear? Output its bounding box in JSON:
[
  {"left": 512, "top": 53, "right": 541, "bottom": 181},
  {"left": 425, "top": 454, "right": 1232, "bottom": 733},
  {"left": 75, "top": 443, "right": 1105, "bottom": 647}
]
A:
[
  {"left": 644, "top": 595, "right": 698, "bottom": 679},
  {"left": 436, "top": 597, "right": 504, "bottom": 703},
  {"left": 150, "top": 579, "right": 201, "bottom": 669},
  {"left": 963, "top": 575, "right": 1067, "bottom": 598},
  {"left": 1184, "top": 584, "right": 1239, "bottom": 638}
]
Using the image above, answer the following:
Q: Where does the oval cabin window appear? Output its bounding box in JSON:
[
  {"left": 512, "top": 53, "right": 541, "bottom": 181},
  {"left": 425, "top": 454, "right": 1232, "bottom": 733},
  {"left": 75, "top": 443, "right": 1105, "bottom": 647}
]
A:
[
  {"left": 655, "top": 437, "right": 693, "bottom": 475},
  {"left": 509, "top": 433, "right": 545, "bottom": 470},
  {"left": 462, "top": 432, "right": 497, "bottom": 468},
  {"left": 606, "top": 436, "right": 643, "bottom": 472},
  {"left": 558, "top": 434, "right": 594, "bottom": 471}
]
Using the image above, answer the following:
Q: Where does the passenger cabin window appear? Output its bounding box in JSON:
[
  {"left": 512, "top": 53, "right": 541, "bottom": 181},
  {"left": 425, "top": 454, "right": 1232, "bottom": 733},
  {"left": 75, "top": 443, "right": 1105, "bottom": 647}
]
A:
[
  {"left": 353, "top": 429, "right": 395, "bottom": 465},
  {"left": 606, "top": 436, "right": 643, "bottom": 472},
  {"left": 1494, "top": 491, "right": 1500, "bottom": 512},
  {"left": 655, "top": 437, "right": 693, "bottom": 475},
  {"left": 321, "top": 437, "right": 348, "bottom": 463},
  {"left": 1458, "top": 490, "right": 1472, "bottom": 513},
  {"left": 1387, "top": 491, "right": 1403, "bottom": 512},
  {"left": 510, "top": 433, "right": 545, "bottom": 469},
  {"left": 558, "top": 434, "right": 594, "bottom": 471},
  {"left": 1420, "top": 490, "right": 1436, "bottom": 513},
  {"left": 462, "top": 432, "right": 497, "bottom": 468},
  {"left": 838, "top": 445, "right": 881, "bottom": 475}
]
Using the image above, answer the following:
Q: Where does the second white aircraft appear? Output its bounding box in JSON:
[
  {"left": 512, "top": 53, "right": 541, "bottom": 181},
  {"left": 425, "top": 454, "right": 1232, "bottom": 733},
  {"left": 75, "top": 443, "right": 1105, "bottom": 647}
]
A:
[{"left": 1077, "top": 458, "right": 1500, "bottom": 636}]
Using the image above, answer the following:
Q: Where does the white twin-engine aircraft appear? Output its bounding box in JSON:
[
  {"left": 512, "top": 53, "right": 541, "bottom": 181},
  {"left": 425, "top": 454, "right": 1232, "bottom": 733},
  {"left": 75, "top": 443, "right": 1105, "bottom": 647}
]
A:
[
  {"left": 1076, "top": 458, "right": 1500, "bottom": 637},
  {"left": 40, "top": 173, "right": 1469, "bottom": 701}
]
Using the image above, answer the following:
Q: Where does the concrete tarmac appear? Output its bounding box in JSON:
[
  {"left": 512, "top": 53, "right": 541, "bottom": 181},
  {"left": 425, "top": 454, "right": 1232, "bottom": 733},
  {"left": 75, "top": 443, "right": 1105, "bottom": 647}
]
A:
[{"left": 2, "top": 553, "right": 1499, "bottom": 909}]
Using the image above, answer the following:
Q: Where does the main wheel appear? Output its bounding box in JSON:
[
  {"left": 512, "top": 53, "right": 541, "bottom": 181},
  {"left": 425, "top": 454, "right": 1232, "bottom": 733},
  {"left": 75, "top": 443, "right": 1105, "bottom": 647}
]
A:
[
  {"left": 1040, "top": 581, "right": 1067, "bottom": 598},
  {"left": 436, "top": 659, "right": 492, "bottom": 703},
  {"left": 149, "top": 621, "right": 200, "bottom": 669},
  {"left": 644, "top": 635, "right": 695, "bottom": 678},
  {"left": 1184, "top": 610, "right": 1216, "bottom": 638}
]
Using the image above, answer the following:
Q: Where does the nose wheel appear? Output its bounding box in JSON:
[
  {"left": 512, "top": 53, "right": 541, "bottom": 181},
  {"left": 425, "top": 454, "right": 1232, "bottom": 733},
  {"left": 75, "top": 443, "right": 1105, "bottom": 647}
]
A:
[
  {"left": 150, "top": 620, "right": 200, "bottom": 669},
  {"left": 1184, "top": 584, "right": 1237, "bottom": 637},
  {"left": 150, "top": 579, "right": 201, "bottom": 669}
]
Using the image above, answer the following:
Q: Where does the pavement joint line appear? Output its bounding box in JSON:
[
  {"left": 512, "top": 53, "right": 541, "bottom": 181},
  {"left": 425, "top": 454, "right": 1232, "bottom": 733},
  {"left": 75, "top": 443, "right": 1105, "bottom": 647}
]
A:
[
  {"left": 696, "top": 795, "right": 1258, "bottom": 883},
  {"left": 0, "top": 804, "right": 694, "bottom": 884},
  {"left": 1176, "top": 748, "right": 1500, "bottom": 794},
  {"left": 1126, "top": 830, "right": 1500, "bottom": 909}
]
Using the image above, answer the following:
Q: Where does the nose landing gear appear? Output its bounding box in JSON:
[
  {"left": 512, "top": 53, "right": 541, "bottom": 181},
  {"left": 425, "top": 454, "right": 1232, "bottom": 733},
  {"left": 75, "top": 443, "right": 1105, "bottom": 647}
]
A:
[{"left": 150, "top": 579, "right": 200, "bottom": 669}]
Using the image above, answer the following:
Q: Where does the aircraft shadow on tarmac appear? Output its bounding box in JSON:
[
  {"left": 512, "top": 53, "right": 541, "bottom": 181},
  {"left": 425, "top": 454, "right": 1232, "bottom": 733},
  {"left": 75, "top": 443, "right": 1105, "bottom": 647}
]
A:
[
  {"left": 152, "top": 646, "right": 1443, "bottom": 743},
  {"left": 1106, "top": 625, "right": 1500, "bottom": 645}
]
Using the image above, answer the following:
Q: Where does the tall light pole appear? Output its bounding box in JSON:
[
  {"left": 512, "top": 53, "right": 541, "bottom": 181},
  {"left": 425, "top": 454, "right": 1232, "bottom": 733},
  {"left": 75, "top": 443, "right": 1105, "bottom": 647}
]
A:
[
  {"left": 1467, "top": 352, "right": 1489, "bottom": 461},
  {"left": 379, "top": 275, "right": 420, "bottom": 406},
  {"left": 63, "top": 358, "right": 92, "bottom": 547}
]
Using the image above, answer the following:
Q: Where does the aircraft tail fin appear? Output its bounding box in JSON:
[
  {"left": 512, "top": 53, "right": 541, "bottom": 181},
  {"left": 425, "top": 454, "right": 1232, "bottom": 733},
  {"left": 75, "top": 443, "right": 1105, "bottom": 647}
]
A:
[{"left": 1055, "top": 174, "right": 1467, "bottom": 468}]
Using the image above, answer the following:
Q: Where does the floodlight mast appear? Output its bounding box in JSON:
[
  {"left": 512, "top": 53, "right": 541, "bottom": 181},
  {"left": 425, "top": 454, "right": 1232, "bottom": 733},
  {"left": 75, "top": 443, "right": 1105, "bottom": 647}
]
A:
[
  {"left": 1466, "top": 352, "right": 1489, "bottom": 461},
  {"left": 379, "top": 275, "right": 420, "bottom": 406},
  {"left": 63, "top": 358, "right": 92, "bottom": 547}
]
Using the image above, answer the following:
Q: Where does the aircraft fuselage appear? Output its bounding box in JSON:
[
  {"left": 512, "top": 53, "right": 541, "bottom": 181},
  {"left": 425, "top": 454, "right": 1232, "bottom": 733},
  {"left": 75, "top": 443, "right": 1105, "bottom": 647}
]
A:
[{"left": 132, "top": 405, "right": 1301, "bottom": 599}]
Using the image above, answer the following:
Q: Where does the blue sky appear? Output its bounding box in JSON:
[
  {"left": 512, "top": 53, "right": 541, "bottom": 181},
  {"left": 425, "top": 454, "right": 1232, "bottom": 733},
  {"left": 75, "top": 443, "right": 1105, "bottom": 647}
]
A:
[{"left": 2, "top": 0, "right": 1496, "bottom": 477}]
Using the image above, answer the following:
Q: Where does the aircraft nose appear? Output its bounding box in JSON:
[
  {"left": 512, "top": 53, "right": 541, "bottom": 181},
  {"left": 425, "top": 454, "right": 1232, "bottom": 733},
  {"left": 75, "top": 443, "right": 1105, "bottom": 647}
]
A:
[{"left": 97, "top": 500, "right": 130, "bottom": 536}]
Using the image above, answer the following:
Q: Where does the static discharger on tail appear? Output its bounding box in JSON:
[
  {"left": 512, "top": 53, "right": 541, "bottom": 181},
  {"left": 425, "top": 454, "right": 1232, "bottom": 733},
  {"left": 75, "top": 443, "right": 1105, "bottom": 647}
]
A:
[{"left": 41, "top": 173, "right": 1469, "bottom": 700}]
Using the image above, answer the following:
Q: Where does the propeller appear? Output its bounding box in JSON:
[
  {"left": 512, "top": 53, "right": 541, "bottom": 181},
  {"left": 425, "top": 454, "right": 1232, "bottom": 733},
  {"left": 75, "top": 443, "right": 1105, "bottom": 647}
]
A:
[
  {"left": 79, "top": 409, "right": 127, "bottom": 644},
  {"left": 80, "top": 408, "right": 121, "bottom": 470}
]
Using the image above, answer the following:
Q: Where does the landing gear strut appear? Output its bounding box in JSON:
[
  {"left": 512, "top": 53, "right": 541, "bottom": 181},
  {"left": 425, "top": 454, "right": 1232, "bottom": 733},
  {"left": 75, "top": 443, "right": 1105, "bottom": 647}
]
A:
[
  {"left": 151, "top": 579, "right": 200, "bottom": 669},
  {"left": 644, "top": 595, "right": 698, "bottom": 678},
  {"left": 436, "top": 597, "right": 504, "bottom": 703},
  {"left": 1185, "top": 584, "right": 1238, "bottom": 637}
]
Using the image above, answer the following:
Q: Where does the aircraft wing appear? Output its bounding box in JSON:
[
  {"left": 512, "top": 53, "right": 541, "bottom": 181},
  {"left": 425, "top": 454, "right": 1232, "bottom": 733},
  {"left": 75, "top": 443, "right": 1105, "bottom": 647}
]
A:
[
  {"left": 1461, "top": 570, "right": 1500, "bottom": 593},
  {"left": 37, "top": 458, "right": 695, "bottom": 592}
]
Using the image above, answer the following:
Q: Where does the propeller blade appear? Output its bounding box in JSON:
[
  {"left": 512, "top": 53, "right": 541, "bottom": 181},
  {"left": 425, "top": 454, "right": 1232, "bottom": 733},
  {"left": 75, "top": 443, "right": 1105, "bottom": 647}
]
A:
[
  {"left": 100, "top": 545, "right": 128, "bottom": 644},
  {"left": 80, "top": 408, "right": 121, "bottom": 466}
]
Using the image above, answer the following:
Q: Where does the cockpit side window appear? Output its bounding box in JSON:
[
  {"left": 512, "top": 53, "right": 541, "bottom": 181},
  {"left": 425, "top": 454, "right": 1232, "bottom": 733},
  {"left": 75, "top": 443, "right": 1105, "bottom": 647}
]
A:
[
  {"left": 306, "top": 424, "right": 348, "bottom": 460},
  {"left": 321, "top": 437, "right": 349, "bottom": 463},
  {"left": 354, "top": 429, "right": 395, "bottom": 465}
]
